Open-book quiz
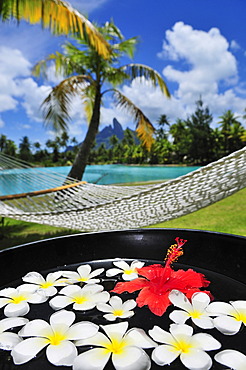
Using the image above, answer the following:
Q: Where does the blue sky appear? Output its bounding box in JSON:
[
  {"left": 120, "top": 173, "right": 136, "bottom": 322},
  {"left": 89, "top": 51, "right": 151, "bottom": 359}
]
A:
[{"left": 0, "top": 0, "right": 246, "bottom": 148}]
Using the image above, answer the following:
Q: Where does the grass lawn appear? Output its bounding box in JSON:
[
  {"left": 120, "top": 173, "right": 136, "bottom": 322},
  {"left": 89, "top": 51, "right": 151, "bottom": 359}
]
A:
[{"left": 0, "top": 187, "right": 245, "bottom": 250}]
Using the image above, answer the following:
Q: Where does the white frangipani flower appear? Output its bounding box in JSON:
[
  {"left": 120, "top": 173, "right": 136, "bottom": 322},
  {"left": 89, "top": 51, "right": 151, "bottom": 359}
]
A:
[
  {"left": 0, "top": 285, "right": 47, "bottom": 317},
  {"left": 0, "top": 317, "right": 28, "bottom": 350},
  {"left": 61, "top": 264, "right": 104, "bottom": 284},
  {"left": 106, "top": 259, "right": 145, "bottom": 281},
  {"left": 149, "top": 324, "right": 221, "bottom": 370},
  {"left": 215, "top": 349, "right": 246, "bottom": 370},
  {"left": 22, "top": 271, "right": 67, "bottom": 297},
  {"left": 206, "top": 300, "right": 246, "bottom": 335},
  {"left": 169, "top": 290, "right": 214, "bottom": 329},
  {"left": 49, "top": 284, "right": 110, "bottom": 311},
  {"left": 73, "top": 321, "right": 156, "bottom": 370},
  {"left": 11, "top": 310, "right": 98, "bottom": 366},
  {"left": 97, "top": 296, "right": 136, "bottom": 321}
]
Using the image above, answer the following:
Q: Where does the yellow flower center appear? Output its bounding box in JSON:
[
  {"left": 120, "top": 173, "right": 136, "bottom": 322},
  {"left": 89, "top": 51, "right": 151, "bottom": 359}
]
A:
[
  {"left": 47, "top": 332, "right": 67, "bottom": 346},
  {"left": 234, "top": 311, "right": 246, "bottom": 323},
  {"left": 11, "top": 295, "right": 27, "bottom": 304},
  {"left": 173, "top": 340, "right": 192, "bottom": 354},
  {"left": 105, "top": 337, "right": 127, "bottom": 355},
  {"left": 190, "top": 310, "right": 202, "bottom": 319},
  {"left": 72, "top": 295, "right": 88, "bottom": 304},
  {"left": 124, "top": 269, "right": 135, "bottom": 275},
  {"left": 40, "top": 281, "right": 54, "bottom": 289},
  {"left": 78, "top": 277, "right": 88, "bottom": 282},
  {"left": 113, "top": 309, "right": 124, "bottom": 317}
]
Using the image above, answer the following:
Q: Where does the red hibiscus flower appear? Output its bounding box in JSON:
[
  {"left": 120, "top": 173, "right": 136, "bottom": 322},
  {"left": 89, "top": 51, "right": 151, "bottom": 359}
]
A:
[{"left": 111, "top": 238, "right": 211, "bottom": 316}]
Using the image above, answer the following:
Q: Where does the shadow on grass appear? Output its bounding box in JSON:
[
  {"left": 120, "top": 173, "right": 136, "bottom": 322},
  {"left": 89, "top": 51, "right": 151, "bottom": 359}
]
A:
[{"left": 0, "top": 218, "right": 80, "bottom": 251}]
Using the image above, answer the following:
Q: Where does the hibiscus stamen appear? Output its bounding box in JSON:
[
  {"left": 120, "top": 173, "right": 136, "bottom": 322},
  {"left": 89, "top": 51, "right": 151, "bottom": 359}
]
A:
[{"left": 164, "top": 237, "right": 187, "bottom": 268}]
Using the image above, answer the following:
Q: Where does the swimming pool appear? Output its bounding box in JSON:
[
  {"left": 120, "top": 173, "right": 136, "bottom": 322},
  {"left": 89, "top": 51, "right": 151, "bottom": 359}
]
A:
[{"left": 0, "top": 164, "right": 200, "bottom": 196}]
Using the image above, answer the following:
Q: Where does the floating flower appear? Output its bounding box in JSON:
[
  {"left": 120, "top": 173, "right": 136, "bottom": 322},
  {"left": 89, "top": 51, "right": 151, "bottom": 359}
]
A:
[
  {"left": 97, "top": 296, "right": 136, "bottom": 321},
  {"left": 169, "top": 290, "right": 214, "bottom": 329},
  {"left": 61, "top": 264, "right": 104, "bottom": 285},
  {"left": 106, "top": 260, "right": 145, "bottom": 281},
  {"left": 0, "top": 317, "right": 28, "bottom": 350},
  {"left": 22, "top": 271, "right": 67, "bottom": 297},
  {"left": 149, "top": 324, "right": 221, "bottom": 370},
  {"left": 73, "top": 321, "right": 156, "bottom": 370},
  {"left": 215, "top": 349, "right": 246, "bottom": 370},
  {"left": 0, "top": 285, "right": 47, "bottom": 317},
  {"left": 11, "top": 310, "right": 98, "bottom": 366},
  {"left": 112, "top": 238, "right": 210, "bottom": 316},
  {"left": 206, "top": 300, "right": 246, "bottom": 335},
  {"left": 49, "top": 284, "right": 110, "bottom": 311}
]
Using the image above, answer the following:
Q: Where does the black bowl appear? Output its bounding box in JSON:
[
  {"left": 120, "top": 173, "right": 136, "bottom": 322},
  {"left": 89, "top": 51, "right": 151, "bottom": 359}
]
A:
[{"left": 0, "top": 229, "right": 245, "bottom": 370}]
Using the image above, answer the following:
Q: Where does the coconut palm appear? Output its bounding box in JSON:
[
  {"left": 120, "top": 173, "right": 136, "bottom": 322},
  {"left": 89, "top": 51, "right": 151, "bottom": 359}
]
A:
[
  {"left": 218, "top": 110, "right": 241, "bottom": 155},
  {"left": 0, "top": 0, "right": 111, "bottom": 58},
  {"left": 34, "top": 21, "right": 170, "bottom": 180}
]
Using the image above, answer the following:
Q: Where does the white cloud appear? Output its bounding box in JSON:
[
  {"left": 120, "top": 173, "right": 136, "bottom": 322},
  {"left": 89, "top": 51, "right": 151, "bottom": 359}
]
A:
[
  {"left": 157, "top": 22, "right": 245, "bottom": 121},
  {"left": 230, "top": 40, "right": 241, "bottom": 51}
]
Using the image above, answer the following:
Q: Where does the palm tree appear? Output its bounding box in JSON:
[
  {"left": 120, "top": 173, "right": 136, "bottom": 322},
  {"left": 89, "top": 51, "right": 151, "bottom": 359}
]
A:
[
  {"left": 0, "top": 0, "right": 111, "bottom": 59},
  {"left": 218, "top": 110, "right": 241, "bottom": 155},
  {"left": 34, "top": 21, "right": 170, "bottom": 180}
]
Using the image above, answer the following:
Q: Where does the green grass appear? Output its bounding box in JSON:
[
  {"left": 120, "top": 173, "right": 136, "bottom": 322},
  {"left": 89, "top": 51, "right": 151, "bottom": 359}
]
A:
[{"left": 0, "top": 188, "right": 245, "bottom": 250}]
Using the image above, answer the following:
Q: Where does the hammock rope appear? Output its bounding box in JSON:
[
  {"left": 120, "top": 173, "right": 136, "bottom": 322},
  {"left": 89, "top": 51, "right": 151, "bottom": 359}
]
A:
[{"left": 0, "top": 147, "right": 245, "bottom": 232}]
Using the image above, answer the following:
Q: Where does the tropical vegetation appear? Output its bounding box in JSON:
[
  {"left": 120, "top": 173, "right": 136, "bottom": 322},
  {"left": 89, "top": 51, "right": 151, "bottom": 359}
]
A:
[
  {"left": 1, "top": 99, "right": 245, "bottom": 167},
  {"left": 33, "top": 20, "right": 170, "bottom": 180}
]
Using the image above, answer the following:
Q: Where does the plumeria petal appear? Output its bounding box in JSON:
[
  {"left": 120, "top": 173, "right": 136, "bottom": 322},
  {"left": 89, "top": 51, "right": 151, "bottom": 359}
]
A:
[
  {"left": 73, "top": 347, "right": 111, "bottom": 370},
  {"left": 149, "top": 326, "right": 175, "bottom": 345},
  {"left": 215, "top": 350, "right": 246, "bottom": 370},
  {"left": 191, "top": 333, "right": 221, "bottom": 351},
  {"left": 152, "top": 344, "right": 180, "bottom": 366},
  {"left": 75, "top": 332, "right": 112, "bottom": 347},
  {"left": 206, "top": 301, "right": 233, "bottom": 315},
  {"left": 46, "top": 340, "right": 77, "bottom": 366},
  {"left": 192, "top": 292, "right": 211, "bottom": 312},
  {"left": 102, "top": 321, "right": 128, "bottom": 339},
  {"left": 105, "top": 268, "right": 123, "bottom": 277},
  {"left": 213, "top": 315, "right": 242, "bottom": 335},
  {"left": 22, "top": 271, "right": 45, "bottom": 285},
  {"left": 125, "top": 328, "right": 156, "bottom": 348},
  {"left": 170, "top": 323, "right": 193, "bottom": 338},
  {"left": 0, "top": 298, "right": 10, "bottom": 308},
  {"left": 112, "top": 346, "right": 151, "bottom": 370},
  {"left": 19, "top": 319, "right": 52, "bottom": 338},
  {"left": 66, "top": 322, "right": 98, "bottom": 340},
  {"left": 0, "top": 317, "right": 28, "bottom": 333},
  {"left": 50, "top": 309, "right": 75, "bottom": 327},
  {"left": 49, "top": 295, "right": 74, "bottom": 310},
  {"left": 192, "top": 317, "right": 214, "bottom": 329},
  {"left": 0, "top": 332, "right": 22, "bottom": 350},
  {"left": 11, "top": 337, "right": 48, "bottom": 364},
  {"left": 169, "top": 309, "right": 190, "bottom": 324},
  {"left": 4, "top": 301, "right": 30, "bottom": 317},
  {"left": 181, "top": 348, "right": 212, "bottom": 370},
  {"left": 169, "top": 290, "right": 193, "bottom": 311}
]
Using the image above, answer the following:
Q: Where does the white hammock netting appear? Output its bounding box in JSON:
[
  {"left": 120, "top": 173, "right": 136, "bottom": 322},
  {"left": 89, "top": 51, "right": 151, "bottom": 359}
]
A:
[{"left": 0, "top": 147, "right": 245, "bottom": 232}]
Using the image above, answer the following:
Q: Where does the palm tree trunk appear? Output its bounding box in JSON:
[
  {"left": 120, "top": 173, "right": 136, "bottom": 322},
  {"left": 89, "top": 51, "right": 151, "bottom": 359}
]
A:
[{"left": 67, "top": 87, "right": 101, "bottom": 181}]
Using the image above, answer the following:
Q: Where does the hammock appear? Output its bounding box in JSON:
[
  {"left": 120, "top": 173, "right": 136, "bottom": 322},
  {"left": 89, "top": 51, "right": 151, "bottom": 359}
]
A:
[{"left": 0, "top": 147, "right": 245, "bottom": 232}]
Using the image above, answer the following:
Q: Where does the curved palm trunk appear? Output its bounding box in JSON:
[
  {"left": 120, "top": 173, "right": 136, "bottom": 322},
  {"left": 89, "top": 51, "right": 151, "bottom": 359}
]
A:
[{"left": 67, "top": 87, "right": 101, "bottom": 181}]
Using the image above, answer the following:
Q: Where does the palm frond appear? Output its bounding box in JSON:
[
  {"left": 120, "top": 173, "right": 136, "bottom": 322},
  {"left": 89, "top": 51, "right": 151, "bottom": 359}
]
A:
[
  {"left": 41, "top": 75, "right": 90, "bottom": 131},
  {"left": 0, "top": 0, "right": 111, "bottom": 58},
  {"left": 33, "top": 51, "right": 87, "bottom": 79},
  {"left": 121, "top": 63, "right": 170, "bottom": 97},
  {"left": 112, "top": 89, "right": 155, "bottom": 150}
]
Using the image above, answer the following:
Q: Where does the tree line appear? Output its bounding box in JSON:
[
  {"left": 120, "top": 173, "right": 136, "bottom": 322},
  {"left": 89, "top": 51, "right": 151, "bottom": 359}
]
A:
[{"left": 1, "top": 99, "right": 245, "bottom": 167}]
